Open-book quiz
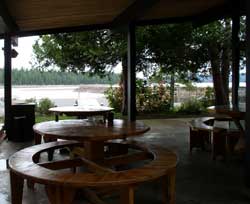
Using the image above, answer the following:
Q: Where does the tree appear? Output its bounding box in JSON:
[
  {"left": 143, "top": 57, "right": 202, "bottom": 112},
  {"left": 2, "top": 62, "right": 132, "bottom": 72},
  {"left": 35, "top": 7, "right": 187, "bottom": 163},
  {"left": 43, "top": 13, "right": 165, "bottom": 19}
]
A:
[
  {"left": 33, "top": 19, "right": 239, "bottom": 110},
  {"left": 193, "top": 20, "right": 232, "bottom": 105},
  {"left": 137, "top": 24, "right": 208, "bottom": 108},
  {"left": 33, "top": 30, "right": 130, "bottom": 114},
  {"left": 140, "top": 19, "right": 239, "bottom": 106},
  {"left": 32, "top": 31, "right": 123, "bottom": 76},
  {"left": 32, "top": 30, "right": 144, "bottom": 114}
]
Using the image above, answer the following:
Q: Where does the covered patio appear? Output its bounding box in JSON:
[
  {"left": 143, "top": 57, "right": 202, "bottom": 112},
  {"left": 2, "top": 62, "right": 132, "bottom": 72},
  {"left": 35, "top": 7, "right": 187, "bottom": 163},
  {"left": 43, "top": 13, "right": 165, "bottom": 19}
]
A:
[
  {"left": 0, "top": 0, "right": 250, "bottom": 203},
  {"left": 0, "top": 118, "right": 249, "bottom": 203}
]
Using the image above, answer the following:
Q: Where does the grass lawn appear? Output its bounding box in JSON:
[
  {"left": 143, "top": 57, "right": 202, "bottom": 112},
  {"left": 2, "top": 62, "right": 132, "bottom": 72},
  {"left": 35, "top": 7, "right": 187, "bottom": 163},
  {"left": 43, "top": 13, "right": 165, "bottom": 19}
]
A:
[
  {"left": 35, "top": 114, "right": 75, "bottom": 123},
  {"left": 0, "top": 111, "right": 206, "bottom": 125}
]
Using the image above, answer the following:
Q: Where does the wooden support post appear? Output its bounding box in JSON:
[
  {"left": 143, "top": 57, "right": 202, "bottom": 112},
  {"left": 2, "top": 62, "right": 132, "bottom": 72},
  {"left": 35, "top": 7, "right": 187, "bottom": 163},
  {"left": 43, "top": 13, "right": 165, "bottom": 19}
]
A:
[
  {"left": 83, "top": 188, "right": 107, "bottom": 204},
  {"left": 43, "top": 136, "right": 57, "bottom": 161},
  {"left": 55, "top": 114, "right": 59, "bottom": 122},
  {"left": 45, "top": 185, "right": 76, "bottom": 204},
  {"left": 161, "top": 171, "right": 176, "bottom": 204},
  {"left": 127, "top": 22, "right": 136, "bottom": 122},
  {"left": 231, "top": 1, "right": 240, "bottom": 108},
  {"left": 4, "top": 34, "right": 12, "bottom": 139},
  {"left": 34, "top": 132, "right": 42, "bottom": 145},
  {"left": 168, "top": 170, "right": 176, "bottom": 204},
  {"left": 120, "top": 186, "right": 134, "bottom": 204},
  {"left": 84, "top": 141, "right": 104, "bottom": 161},
  {"left": 245, "top": 0, "right": 250, "bottom": 187}
]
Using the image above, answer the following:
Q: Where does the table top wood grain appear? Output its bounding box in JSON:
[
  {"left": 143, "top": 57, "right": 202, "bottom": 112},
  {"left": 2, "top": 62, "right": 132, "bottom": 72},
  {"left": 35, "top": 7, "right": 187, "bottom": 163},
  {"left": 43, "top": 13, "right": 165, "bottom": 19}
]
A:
[{"left": 33, "top": 119, "right": 150, "bottom": 142}]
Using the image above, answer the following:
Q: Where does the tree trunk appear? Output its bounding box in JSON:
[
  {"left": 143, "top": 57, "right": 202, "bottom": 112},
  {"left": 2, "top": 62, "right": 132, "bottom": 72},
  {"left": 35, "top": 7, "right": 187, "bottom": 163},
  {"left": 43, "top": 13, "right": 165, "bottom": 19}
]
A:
[
  {"left": 221, "top": 46, "right": 230, "bottom": 105},
  {"left": 170, "top": 73, "right": 175, "bottom": 108},
  {"left": 121, "top": 56, "right": 128, "bottom": 115},
  {"left": 208, "top": 20, "right": 231, "bottom": 106},
  {"left": 210, "top": 45, "right": 228, "bottom": 105},
  {"left": 221, "top": 19, "right": 231, "bottom": 105}
]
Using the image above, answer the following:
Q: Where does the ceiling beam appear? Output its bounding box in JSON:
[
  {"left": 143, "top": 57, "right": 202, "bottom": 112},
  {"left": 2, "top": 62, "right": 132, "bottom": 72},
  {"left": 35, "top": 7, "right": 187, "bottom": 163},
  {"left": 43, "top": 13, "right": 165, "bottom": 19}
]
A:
[
  {"left": 0, "top": 1, "right": 19, "bottom": 32},
  {"left": 137, "top": 1, "right": 247, "bottom": 28},
  {"left": 193, "top": 0, "right": 246, "bottom": 28},
  {"left": 136, "top": 16, "right": 194, "bottom": 27},
  {"left": 112, "top": 0, "right": 160, "bottom": 28},
  {"left": 0, "top": 23, "right": 111, "bottom": 39},
  {"left": 192, "top": 4, "right": 231, "bottom": 27}
]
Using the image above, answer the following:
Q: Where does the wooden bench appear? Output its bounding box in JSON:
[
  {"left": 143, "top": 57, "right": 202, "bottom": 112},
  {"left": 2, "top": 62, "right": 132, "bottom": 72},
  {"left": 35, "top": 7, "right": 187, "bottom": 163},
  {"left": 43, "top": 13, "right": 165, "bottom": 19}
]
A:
[
  {"left": 8, "top": 140, "right": 177, "bottom": 204},
  {"left": 188, "top": 116, "right": 240, "bottom": 159},
  {"left": 188, "top": 117, "right": 223, "bottom": 152}
]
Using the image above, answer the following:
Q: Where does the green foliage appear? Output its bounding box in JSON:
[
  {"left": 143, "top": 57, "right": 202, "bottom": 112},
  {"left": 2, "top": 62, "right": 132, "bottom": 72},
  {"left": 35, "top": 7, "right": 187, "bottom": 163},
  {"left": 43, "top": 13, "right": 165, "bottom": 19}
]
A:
[
  {"left": 137, "top": 24, "right": 207, "bottom": 79},
  {"left": 24, "top": 97, "right": 57, "bottom": 116},
  {"left": 24, "top": 98, "right": 37, "bottom": 104},
  {"left": 35, "top": 115, "right": 71, "bottom": 123},
  {"left": 31, "top": 19, "right": 246, "bottom": 107},
  {"left": 177, "top": 99, "right": 204, "bottom": 114},
  {"left": 105, "top": 80, "right": 170, "bottom": 113},
  {"left": 24, "top": 98, "right": 38, "bottom": 112},
  {"left": 192, "top": 19, "right": 235, "bottom": 105},
  {"left": 32, "top": 25, "right": 207, "bottom": 80},
  {"left": 200, "top": 87, "right": 215, "bottom": 107},
  {"left": 37, "top": 98, "right": 55, "bottom": 115},
  {"left": 104, "top": 86, "right": 123, "bottom": 112},
  {"left": 136, "top": 80, "right": 170, "bottom": 113},
  {"left": 0, "top": 68, "right": 119, "bottom": 85},
  {"left": 176, "top": 87, "right": 214, "bottom": 114},
  {"left": 32, "top": 31, "right": 124, "bottom": 76},
  {"left": 183, "top": 82, "right": 197, "bottom": 92}
]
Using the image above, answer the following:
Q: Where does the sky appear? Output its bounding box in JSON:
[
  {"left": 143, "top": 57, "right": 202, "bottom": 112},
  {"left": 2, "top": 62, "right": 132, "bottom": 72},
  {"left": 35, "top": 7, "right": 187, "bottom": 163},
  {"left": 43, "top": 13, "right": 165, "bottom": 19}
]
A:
[{"left": 0, "top": 36, "right": 39, "bottom": 69}]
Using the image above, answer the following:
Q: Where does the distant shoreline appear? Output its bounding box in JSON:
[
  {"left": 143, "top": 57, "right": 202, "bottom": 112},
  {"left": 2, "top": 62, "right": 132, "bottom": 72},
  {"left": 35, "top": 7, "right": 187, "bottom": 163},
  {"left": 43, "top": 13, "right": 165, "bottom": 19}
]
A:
[
  {"left": 0, "top": 82, "right": 247, "bottom": 88},
  {"left": 0, "top": 84, "right": 117, "bottom": 88},
  {"left": 0, "top": 84, "right": 118, "bottom": 94}
]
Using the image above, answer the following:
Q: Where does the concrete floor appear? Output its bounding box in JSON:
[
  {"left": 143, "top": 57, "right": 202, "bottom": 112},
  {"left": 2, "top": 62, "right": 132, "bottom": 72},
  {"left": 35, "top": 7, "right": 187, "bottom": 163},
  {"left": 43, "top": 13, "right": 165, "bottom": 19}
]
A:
[{"left": 0, "top": 118, "right": 250, "bottom": 204}]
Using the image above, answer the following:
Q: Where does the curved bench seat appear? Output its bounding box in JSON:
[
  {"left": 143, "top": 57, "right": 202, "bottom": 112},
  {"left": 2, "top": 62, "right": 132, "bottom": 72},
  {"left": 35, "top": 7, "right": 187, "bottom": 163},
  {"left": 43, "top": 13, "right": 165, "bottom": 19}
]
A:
[
  {"left": 188, "top": 116, "right": 241, "bottom": 159},
  {"left": 9, "top": 140, "right": 177, "bottom": 204},
  {"left": 188, "top": 117, "right": 228, "bottom": 133},
  {"left": 188, "top": 117, "right": 225, "bottom": 154}
]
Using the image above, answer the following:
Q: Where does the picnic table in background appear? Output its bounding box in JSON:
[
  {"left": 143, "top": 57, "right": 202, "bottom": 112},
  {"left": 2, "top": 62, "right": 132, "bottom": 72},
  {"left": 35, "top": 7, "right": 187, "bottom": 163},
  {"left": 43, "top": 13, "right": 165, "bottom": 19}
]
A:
[{"left": 49, "top": 105, "right": 114, "bottom": 121}]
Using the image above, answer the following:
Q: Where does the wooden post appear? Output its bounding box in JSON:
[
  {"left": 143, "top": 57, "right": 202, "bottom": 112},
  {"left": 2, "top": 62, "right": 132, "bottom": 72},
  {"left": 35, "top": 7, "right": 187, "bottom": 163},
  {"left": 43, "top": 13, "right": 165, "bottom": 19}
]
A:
[
  {"left": 10, "top": 171, "right": 24, "bottom": 204},
  {"left": 127, "top": 22, "right": 136, "bottom": 122},
  {"left": 231, "top": 2, "right": 240, "bottom": 108},
  {"left": 245, "top": 0, "right": 250, "bottom": 187},
  {"left": 4, "top": 34, "right": 12, "bottom": 139},
  {"left": 45, "top": 185, "right": 76, "bottom": 204},
  {"left": 120, "top": 186, "right": 134, "bottom": 204}
]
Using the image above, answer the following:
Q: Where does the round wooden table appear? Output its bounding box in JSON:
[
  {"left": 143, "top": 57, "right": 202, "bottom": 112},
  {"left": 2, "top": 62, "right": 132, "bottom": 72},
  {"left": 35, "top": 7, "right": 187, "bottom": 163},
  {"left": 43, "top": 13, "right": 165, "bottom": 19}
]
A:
[
  {"left": 49, "top": 106, "right": 114, "bottom": 121},
  {"left": 33, "top": 119, "right": 150, "bottom": 160}
]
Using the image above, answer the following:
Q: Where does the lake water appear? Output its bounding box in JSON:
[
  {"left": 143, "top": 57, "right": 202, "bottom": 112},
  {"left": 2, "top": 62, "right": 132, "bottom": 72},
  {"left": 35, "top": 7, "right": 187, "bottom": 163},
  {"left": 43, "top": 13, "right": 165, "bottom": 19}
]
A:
[{"left": 0, "top": 85, "right": 109, "bottom": 116}]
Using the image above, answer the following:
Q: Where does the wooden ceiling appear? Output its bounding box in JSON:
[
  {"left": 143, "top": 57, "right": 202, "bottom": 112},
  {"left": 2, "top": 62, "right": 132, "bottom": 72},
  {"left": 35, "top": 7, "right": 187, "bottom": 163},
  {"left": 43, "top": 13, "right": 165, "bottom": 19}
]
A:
[{"left": 0, "top": 0, "right": 242, "bottom": 36}]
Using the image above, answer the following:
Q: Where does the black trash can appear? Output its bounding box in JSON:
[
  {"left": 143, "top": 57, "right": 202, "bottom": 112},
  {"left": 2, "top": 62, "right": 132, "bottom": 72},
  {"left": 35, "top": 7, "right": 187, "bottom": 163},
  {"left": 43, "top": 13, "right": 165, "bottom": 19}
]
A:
[{"left": 9, "top": 103, "right": 35, "bottom": 142}]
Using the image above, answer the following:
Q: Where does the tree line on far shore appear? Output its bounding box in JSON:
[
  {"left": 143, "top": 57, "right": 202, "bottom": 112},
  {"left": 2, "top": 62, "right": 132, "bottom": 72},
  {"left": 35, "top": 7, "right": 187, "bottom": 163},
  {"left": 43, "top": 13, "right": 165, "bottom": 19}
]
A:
[{"left": 0, "top": 68, "right": 120, "bottom": 85}]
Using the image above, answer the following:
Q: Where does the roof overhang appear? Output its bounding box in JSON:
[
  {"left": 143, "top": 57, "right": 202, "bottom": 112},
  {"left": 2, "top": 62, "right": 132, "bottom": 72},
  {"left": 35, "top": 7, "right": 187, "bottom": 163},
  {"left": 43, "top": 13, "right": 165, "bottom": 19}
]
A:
[{"left": 0, "top": 0, "right": 246, "bottom": 38}]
